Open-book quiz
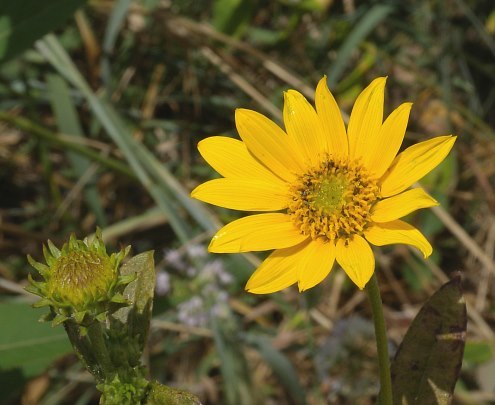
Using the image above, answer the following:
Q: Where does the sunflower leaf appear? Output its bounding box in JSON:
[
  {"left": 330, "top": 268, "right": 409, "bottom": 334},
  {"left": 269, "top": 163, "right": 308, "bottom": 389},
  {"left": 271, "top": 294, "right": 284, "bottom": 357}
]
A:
[
  {"left": 112, "top": 251, "right": 155, "bottom": 353},
  {"left": 389, "top": 274, "right": 466, "bottom": 404}
]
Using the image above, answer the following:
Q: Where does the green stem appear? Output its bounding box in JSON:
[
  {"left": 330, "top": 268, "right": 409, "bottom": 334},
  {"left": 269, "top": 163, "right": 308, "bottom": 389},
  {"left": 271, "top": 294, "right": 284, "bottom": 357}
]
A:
[
  {"left": 64, "top": 321, "right": 104, "bottom": 382},
  {"left": 366, "top": 272, "right": 393, "bottom": 405},
  {"left": 87, "top": 322, "right": 114, "bottom": 380}
]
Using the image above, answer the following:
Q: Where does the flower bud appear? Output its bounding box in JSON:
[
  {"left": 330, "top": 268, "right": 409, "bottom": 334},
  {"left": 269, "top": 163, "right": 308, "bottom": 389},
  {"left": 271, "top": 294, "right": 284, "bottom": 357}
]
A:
[{"left": 26, "top": 229, "right": 131, "bottom": 325}]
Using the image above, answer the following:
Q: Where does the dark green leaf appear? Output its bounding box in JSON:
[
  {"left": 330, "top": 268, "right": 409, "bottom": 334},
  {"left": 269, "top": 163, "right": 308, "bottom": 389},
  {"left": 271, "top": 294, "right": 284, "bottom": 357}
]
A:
[
  {"left": 0, "top": 0, "right": 86, "bottom": 62},
  {"left": 0, "top": 302, "right": 72, "bottom": 397},
  {"left": 390, "top": 274, "right": 467, "bottom": 404},
  {"left": 212, "top": 0, "right": 255, "bottom": 37}
]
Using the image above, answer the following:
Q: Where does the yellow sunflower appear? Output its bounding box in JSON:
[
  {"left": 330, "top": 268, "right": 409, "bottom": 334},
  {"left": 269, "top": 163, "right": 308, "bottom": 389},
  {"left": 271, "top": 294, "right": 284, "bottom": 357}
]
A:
[{"left": 191, "top": 77, "right": 456, "bottom": 293}]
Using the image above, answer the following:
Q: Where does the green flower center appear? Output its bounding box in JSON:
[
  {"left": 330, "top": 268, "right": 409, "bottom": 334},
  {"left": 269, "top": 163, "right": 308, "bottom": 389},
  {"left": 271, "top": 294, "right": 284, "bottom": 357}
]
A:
[
  {"left": 48, "top": 250, "right": 114, "bottom": 309},
  {"left": 311, "top": 175, "right": 349, "bottom": 215},
  {"left": 288, "top": 157, "right": 380, "bottom": 242}
]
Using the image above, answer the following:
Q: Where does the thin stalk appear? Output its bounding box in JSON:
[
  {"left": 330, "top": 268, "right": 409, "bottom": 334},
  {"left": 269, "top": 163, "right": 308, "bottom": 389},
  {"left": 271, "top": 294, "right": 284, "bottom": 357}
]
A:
[
  {"left": 86, "top": 322, "right": 114, "bottom": 379},
  {"left": 64, "top": 320, "right": 105, "bottom": 383},
  {"left": 366, "top": 272, "right": 393, "bottom": 405}
]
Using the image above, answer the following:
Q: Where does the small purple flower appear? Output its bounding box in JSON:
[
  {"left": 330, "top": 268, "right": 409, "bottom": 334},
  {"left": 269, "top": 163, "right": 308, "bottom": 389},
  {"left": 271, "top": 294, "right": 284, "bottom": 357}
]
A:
[
  {"left": 163, "top": 249, "right": 185, "bottom": 270},
  {"left": 155, "top": 271, "right": 171, "bottom": 296},
  {"left": 177, "top": 296, "right": 208, "bottom": 327},
  {"left": 186, "top": 244, "right": 207, "bottom": 259}
]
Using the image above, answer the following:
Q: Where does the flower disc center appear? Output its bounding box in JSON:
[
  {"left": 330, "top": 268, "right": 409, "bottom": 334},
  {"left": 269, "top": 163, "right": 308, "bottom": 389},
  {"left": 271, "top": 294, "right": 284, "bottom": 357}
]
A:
[
  {"left": 312, "top": 175, "right": 349, "bottom": 215},
  {"left": 288, "top": 157, "right": 379, "bottom": 242},
  {"left": 49, "top": 250, "right": 114, "bottom": 308}
]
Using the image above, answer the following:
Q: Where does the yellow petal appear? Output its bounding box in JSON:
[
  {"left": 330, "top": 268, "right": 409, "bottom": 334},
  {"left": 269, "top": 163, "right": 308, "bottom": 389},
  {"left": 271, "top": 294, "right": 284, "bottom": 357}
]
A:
[
  {"left": 347, "top": 77, "right": 387, "bottom": 161},
  {"left": 297, "top": 240, "right": 336, "bottom": 292},
  {"left": 235, "top": 109, "right": 304, "bottom": 182},
  {"left": 191, "top": 178, "right": 288, "bottom": 211},
  {"left": 364, "top": 220, "right": 433, "bottom": 258},
  {"left": 198, "top": 136, "right": 284, "bottom": 183},
  {"left": 380, "top": 135, "right": 456, "bottom": 197},
  {"left": 365, "top": 102, "right": 412, "bottom": 178},
  {"left": 335, "top": 235, "right": 375, "bottom": 289},
  {"left": 371, "top": 187, "right": 439, "bottom": 223},
  {"left": 246, "top": 241, "right": 310, "bottom": 294},
  {"left": 209, "top": 213, "right": 308, "bottom": 253},
  {"left": 315, "top": 76, "right": 348, "bottom": 159},
  {"left": 283, "top": 90, "right": 327, "bottom": 167}
]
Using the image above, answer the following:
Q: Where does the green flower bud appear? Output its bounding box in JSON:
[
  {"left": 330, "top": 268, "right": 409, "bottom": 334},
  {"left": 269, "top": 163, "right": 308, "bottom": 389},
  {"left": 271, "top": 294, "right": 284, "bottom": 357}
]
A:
[{"left": 26, "top": 229, "right": 132, "bottom": 324}]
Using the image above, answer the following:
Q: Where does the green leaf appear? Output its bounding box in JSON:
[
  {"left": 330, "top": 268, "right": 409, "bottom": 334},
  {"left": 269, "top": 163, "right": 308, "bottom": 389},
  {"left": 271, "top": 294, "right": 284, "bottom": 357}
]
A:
[
  {"left": 112, "top": 251, "right": 156, "bottom": 352},
  {"left": 211, "top": 317, "right": 256, "bottom": 405},
  {"left": 101, "top": 0, "right": 133, "bottom": 89},
  {"left": 0, "top": 302, "right": 72, "bottom": 397},
  {"left": 390, "top": 275, "right": 467, "bottom": 404},
  {"left": 463, "top": 341, "right": 493, "bottom": 367},
  {"left": 326, "top": 4, "right": 393, "bottom": 87},
  {"left": 212, "top": 0, "right": 255, "bottom": 37},
  {"left": 0, "top": 0, "right": 86, "bottom": 63},
  {"left": 46, "top": 73, "right": 107, "bottom": 226},
  {"left": 245, "top": 334, "right": 306, "bottom": 405}
]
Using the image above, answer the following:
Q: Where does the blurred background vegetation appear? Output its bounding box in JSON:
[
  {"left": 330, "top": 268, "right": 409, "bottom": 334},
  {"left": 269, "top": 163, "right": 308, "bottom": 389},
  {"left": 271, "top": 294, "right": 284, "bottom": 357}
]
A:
[{"left": 0, "top": 0, "right": 494, "bottom": 403}]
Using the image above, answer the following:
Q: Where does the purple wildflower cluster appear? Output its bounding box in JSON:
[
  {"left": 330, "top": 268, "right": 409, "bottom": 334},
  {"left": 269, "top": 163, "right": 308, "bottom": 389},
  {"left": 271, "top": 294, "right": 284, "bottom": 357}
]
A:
[{"left": 156, "top": 244, "right": 233, "bottom": 327}]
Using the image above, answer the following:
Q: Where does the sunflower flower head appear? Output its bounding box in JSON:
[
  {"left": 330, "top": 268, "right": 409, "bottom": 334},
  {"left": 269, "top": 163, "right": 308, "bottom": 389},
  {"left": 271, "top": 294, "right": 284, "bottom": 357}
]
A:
[
  {"left": 26, "top": 229, "right": 132, "bottom": 325},
  {"left": 192, "top": 77, "right": 456, "bottom": 293}
]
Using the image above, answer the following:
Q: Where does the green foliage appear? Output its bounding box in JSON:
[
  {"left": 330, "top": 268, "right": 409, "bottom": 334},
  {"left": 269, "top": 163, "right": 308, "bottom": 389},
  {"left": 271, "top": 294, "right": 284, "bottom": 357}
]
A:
[
  {"left": 0, "top": 302, "right": 72, "bottom": 398},
  {"left": 211, "top": 316, "right": 256, "bottom": 405},
  {"left": 46, "top": 74, "right": 107, "bottom": 226},
  {"left": 245, "top": 334, "right": 306, "bottom": 405},
  {"left": 145, "top": 381, "right": 201, "bottom": 405},
  {"left": 0, "top": 0, "right": 86, "bottom": 62},
  {"left": 99, "top": 373, "right": 150, "bottom": 405},
  {"left": 112, "top": 251, "right": 156, "bottom": 354},
  {"left": 463, "top": 341, "right": 493, "bottom": 367},
  {"left": 390, "top": 276, "right": 467, "bottom": 404},
  {"left": 64, "top": 249, "right": 155, "bottom": 401},
  {"left": 212, "top": 0, "right": 256, "bottom": 37},
  {"left": 326, "top": 4, "right": 393, "bottom": 87}
]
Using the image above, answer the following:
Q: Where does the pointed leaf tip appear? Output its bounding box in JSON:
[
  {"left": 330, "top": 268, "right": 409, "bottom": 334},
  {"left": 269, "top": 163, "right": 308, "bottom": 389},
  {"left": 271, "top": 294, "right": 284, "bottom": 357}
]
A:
[{"left": 389, "top": 274, "right": 466, "bottom": 404}]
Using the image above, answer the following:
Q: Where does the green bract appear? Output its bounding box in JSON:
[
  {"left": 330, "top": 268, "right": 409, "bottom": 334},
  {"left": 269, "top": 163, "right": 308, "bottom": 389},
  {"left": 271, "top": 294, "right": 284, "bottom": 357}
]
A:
[{"left": 26, "top": 229, "right": 133, "bottom": 325}]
